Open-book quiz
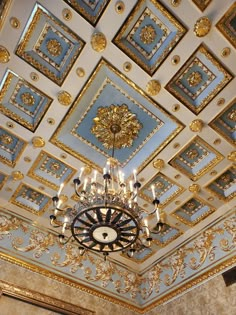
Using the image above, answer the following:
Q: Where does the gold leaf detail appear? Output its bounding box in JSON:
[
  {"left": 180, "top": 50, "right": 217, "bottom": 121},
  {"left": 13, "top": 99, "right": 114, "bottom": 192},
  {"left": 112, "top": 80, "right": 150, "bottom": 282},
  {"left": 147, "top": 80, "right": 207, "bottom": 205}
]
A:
[
  {"left": 140, "top": 25, "right": 156, "bottom": 45},
  {"left": 194, "top": 17, "right": 211, "bottom": 37}
]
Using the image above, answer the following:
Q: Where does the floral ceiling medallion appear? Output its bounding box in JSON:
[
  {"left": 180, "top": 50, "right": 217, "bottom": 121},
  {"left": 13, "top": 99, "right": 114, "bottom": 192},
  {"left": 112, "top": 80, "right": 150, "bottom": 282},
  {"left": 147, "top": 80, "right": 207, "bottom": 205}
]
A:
[{"left": 91, "top": 104, "right": 142, "bottom": 149}]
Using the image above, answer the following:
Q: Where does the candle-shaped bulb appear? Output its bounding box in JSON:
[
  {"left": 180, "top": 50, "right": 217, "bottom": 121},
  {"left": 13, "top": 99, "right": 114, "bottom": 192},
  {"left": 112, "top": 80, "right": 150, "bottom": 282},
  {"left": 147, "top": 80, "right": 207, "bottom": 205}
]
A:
[
  {"left": 151, "top": 185, "right": 156, "bottom": 199},
  {"left": 144, "top": 218, "right": 150, "bottom": 237},
  {"left": 57, "top": 183, "right": 64, "bottom": 196},
  {"left": 156, "top": 207, "right": 160, "bottom": 222},
  {"left": 133, "top": 169, "right": 137, "bottom": 182},
  {"left": 79, "top": 167, "right": 84, "bottom": 178},
  {"left": 83, "top": 178, "right": 88, "bottom": 191},
  {"left": 93, "top": 170, "right": 97, "bottom": 183},
  {"left": 129, "top": 180, "right": 133, "bottom": 192},
  {"left": 62, "top": 222, "right": 67, "bottom": 234}
]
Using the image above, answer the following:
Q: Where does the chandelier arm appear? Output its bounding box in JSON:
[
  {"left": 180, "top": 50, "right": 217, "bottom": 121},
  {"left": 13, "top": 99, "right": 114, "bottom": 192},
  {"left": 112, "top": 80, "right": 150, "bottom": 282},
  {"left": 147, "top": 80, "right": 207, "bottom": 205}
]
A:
[{"left": 58, "top": 234, "right": 74, "bottom": 246}]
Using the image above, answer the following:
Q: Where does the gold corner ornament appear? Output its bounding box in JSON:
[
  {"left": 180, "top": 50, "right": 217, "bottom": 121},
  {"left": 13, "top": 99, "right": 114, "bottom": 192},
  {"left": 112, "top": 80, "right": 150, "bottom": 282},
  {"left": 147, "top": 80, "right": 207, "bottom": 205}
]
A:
[
  {"left": 189, "top": 119, "right": 204, "bottom": 132},
  {"left": 57, "top": 91, "right": 72, "bottom": 106},
  {"left": 91, "top": 32, "right": 107, "bottom": 52},
  {"left": 11, "top": 171, "right": 24, "bottom": 181},
  {"left": 146, "top": 80, "right": 161, "bottom": 96},
  {"left": 153, "top": 159, "right": 165, "bottom": 170},
  {"left": 188, "top": 184, "right": 201, "bottom": 194},
  {"left": 91, "top": 104, "right": 142, "bottom": 149},
  {"left": 32, "top": 136, "right": 45, "bottom": 148},
  {"left": 0, "top": 46, "right": 10, "bottom": 63},
  {"left": 194, "top": 17, "right": 211, "bottom": 37},
  {"left": 228, "top": 151, "right": 236, "bottom": 163}
]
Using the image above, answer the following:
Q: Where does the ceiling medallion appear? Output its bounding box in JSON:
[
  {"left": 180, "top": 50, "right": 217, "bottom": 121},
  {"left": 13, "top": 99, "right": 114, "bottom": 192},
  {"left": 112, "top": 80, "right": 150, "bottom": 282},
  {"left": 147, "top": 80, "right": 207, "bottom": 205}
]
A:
[
  {"left": 115, "top": 1, "right": 125, "bottom": 14},
  {"left": 188, "top": 184, "right": 200, "bottom": 194},
  {"left": 57, "top": 91, "right": 72, "bottom": 106},
  {"left": 189, "top": 119, "right": 204, "bottom": 132},
  {"left": 194, "top": 17, "right": 211, "bottom": 37},
  {"left": 153, "top": 159, "right": 165, "bottom": 170},
  {"left": 187, "top": 71, "right": 202, "bottom": 87},
  {"left": 76, "top": 67, "right": 85, "bottom": 77},
  {"left": 10, "top": 17, "right": 20, "bottom": 29},
  {"left": 46, "top": 39, "right": 62, "bottom": 57},
  {"left": 140, "top": 25, "right": 157, "bottom": 45},
  {"left": 11, "top": 171, "right": 24, "bottom": 181},
  {"left": 221, "top": 47, "right": 231, "bottom": 58},
  {"left": 146, "top": 80, "right": 161, "bottom": 96},
  {"left": 32, "top": 136, "right": 45, "bottom": 148},
  {"left": 123, "top": 61, "right": 132, "bottom": 72},
  {"left": 62, "top": 8, "right": 72, "bottom": 20},
  {"left": 91, "top": 104, "right": 142, "bottom": 149},
  {"left": 0, "top": 134, "right": 13, "bottom": 145},
  {"left": 0, "top": 45, "right": 10, "bottom": 63},
  {"left": 91, "top": 32, "right": 107, "bottom": 52}
]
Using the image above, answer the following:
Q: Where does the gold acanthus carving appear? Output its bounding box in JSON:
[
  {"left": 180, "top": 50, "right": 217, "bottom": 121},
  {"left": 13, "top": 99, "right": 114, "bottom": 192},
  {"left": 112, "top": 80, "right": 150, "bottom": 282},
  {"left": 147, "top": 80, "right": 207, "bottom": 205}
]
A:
[
  {"left": 57, "top": 91, "right": 72, "bottom": 106},
  {"left": 21, "top": 92, "right": 35, "bottom": 106},
  {"left": 227, "top": 151, "right": 236, "bottom": 162},
  {"left": 0, "top": 134, "right": 13, "bottom": 145},
  {"left": 91, "top": 104, "right": 142, "bottom": 149},
  {"left": 0, "top": 45, "right": 10, "bottom": 63},
  {"left": 188, "top": 184, "right": 200, "bottom": 193},
  {"left": 187, "top": 71, "right": 202, "bottom": 87},
  {"left": 189, "top": 119, "right": 204, "bottom": 132},
  {"left": 46, "top": 39, "right": 62, "bottom": 57},
  {"left": 140, "top": 25, "right": 156, "bottom": 44},
  {"left": 91, "top": 32, "right": 107, "bottom": 52},
  {"left": 0, "top": 215, "right": 27, "bottom": 235},
  {"left": 146, "top": 80, "right": 161, "bottom": 96},
  {"left": 153, "top": 159, "right": 165, "bottom": 170},
  {"left": 194, "top": 16, "right": 211, "bottom": 37},
  {"left": 32, "top": 136, "right": 45, "bottom": 148},
  {"left": 11, "top": 171, "right": 24, "bottom": 181}
]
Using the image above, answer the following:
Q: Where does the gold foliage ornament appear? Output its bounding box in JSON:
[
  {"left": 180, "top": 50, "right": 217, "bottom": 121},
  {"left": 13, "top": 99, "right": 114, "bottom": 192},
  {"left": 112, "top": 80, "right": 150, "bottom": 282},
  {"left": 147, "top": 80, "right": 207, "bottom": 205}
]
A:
[
  {"left": 194, "top": 17, "right": 211, "bottom": 37},
  {"left": 0, "top": 45, "right": 10, "bottom": 63},
  {"left": 91, "top": 104, "right": 142, "bottom": 149},
  {"left": 91, "top": 32, "right": 107, "bottom": 52}
]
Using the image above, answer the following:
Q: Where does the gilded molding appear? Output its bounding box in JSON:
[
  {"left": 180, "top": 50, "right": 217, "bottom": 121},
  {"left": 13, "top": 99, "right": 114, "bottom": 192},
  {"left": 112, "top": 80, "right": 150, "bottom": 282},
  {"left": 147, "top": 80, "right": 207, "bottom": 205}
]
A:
[
  {"left": 189, "top": 119, "right": 204, "bottom": 132},
  {"left": 91, "top": 32, "right": 107, "bottom": 52},
  {"left": 57, "top": 91, "right": 72, "bottom": 106},
  {"left": 146, "top": 80, "right": 161, "bottom": 96},
  {"left": 32, "top": 136, "right": 45, "bottom": 148},
  {"left": 11, "top": 171, "right": 24, "bottom": 181},
  {"left": 194, "top": 17, "right": 211, "bottom": 37},
  {"left": 153, "top": 159, "right": 165, "bottom": 170}
]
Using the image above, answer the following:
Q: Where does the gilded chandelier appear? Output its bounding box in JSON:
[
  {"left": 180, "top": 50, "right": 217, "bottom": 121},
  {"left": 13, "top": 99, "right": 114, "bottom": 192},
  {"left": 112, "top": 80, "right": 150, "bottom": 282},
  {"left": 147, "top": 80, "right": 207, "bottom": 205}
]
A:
[{"left": 50, "top": 105, "right": 163, "bottom": 259}]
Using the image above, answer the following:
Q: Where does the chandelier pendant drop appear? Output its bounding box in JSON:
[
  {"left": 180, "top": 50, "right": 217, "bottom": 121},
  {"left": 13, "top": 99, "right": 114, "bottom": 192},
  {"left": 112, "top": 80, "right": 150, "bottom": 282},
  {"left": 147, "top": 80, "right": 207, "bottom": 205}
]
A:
[{"left": 50, "top": 105, "right": 164, "bottom": 259}]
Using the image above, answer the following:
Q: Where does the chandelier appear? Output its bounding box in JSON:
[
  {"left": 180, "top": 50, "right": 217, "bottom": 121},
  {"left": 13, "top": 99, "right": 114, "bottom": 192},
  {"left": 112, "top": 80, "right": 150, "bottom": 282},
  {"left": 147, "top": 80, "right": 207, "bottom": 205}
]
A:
[{"left": 50, "top": 105, "right": 164, "bottom": 259}]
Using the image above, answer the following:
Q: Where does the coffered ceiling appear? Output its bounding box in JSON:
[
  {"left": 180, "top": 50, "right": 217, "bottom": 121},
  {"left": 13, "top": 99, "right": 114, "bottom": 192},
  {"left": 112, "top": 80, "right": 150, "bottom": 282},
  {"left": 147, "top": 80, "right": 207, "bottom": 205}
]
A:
[{"left": 0, "top": 0, "right": 235, "bottom": 313}]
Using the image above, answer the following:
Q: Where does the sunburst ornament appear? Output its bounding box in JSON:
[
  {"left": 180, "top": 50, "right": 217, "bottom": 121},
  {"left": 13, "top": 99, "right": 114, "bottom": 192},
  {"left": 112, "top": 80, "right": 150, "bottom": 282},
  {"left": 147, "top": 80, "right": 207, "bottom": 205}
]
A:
[{"left": 91, "top": 104, "right": 142, "bottom": 149}]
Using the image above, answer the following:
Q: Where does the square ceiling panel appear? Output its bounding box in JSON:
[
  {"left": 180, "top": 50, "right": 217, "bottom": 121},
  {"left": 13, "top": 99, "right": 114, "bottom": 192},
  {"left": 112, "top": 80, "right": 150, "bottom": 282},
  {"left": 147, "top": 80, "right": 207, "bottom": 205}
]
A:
[
  {"left": 166, "top": 44, "right": 233, "bottom": 114},
  {"left": 169, "top": 136, "right": 224, "bottom": 181},
  {"left": 216, "top": 2, "right": 236, "bottom": 48},
  {"left": 0, "top": 127, "right": 27, "bottom": 168},
  {"left": 16, "top": 3, "right": 85, "bottom": 86},
  {"left": 27, "top": 150, "right": 77, "bottom": 191},
  {"left": 140, "top": 172, "right": 184, "bottom": 206},
  {"left": 51, "top": 59, "right": 183, "bottom": 176},
  {"left": 209, "top": 98, "right": 236, "bottom": 145},
  {"left": 0, "top": 70, "right": 53, "bottom": 132},
  {"left": 63, "top": 0, "right": 110, "bottom": 26},
  {"left": 152, "top": 223, "right": 181, "bottom": 247},
  {"left": 113, "top": 0, "right": 186, "bottom": 76},
  {"left": 10, "top": 183, "right": 51, "bottom": 215},
  {"left": 206, "top": 166, "right": 236, "bottom": 202},
  {"left": 171, "top": 197, "right": 215, "bottom": 226}
]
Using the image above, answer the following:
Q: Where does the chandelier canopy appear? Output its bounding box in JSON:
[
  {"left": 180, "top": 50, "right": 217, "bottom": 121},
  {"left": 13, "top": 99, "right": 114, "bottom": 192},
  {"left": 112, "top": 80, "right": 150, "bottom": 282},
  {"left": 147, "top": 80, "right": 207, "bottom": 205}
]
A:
[{"left": 50, "top": 105, "right": 163, "bottom": 259}]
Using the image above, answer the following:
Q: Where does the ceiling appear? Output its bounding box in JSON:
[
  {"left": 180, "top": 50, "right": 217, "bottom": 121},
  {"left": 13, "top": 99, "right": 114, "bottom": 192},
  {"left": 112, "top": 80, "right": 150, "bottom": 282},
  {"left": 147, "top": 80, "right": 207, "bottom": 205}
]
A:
[{"left": 0, "top": 0, "right": 235, "bottom": 312}]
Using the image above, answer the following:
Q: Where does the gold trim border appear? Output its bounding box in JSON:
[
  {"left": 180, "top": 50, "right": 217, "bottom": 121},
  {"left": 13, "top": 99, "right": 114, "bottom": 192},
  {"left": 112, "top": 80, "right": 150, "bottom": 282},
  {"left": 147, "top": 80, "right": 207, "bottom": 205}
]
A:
[
  {"left": 0, "top": 252, "right": 235, "bottom": 314},
  {"left": 0, "top": 0, "right": 12, "bottom": 30},
  {"left": 0, "top": 280, "right": 94, "bottom": 315},
  {"left": 192, "top": 0, "right": 212, "bottom": 12}
]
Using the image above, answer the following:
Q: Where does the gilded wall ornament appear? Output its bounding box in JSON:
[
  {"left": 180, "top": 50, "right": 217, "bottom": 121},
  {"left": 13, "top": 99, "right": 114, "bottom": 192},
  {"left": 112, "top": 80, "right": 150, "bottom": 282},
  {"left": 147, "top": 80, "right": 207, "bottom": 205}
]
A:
[
  {"left": 171, "top": 55, "right": 180, "bottom": 65},
  {"left": 146, "top": 80, "right": 161, "bottom": 96},
  {"left": 189, "top": 119, "right": 204, "bottom": 132},
  {"left": 140, "top": 25, "right": 156, "bottom": 45},
  {"left": 217, "top": 98, "right": 225, "bottom": 106},
  {"left": 186, "top": 148, "right": 199, "bottom": 159},
  {"left": 171, "top": 0, "right": 181, "bottom": 6},
  {"left": 189, "top": 184, "right": 201, "bottom": 193},
  {"left": 153, "top": 159, "right": 165, "bottom": 170},
  {"left": 49, "top": 162, "right": 61, "bottom": 171},
  {"left": 6, "top": 121, "right": 14, "bottom": 129},
  {"left": 57, "top": 91, "right": 72, "bottom": 106},
  {"left": 46, "top": 39, "right": 62, "bottom": 57},
  {"left": 0, "top": 45, "right": 10, "bottom": 63},
  {"left": 32, "top": 136, "right": 45, "bottom": 148},
  {"left": 21, "top": 92, "right": 35, "bottom": 106},
  {"left": 47, "top": 118, "right": 55, "bottom": 125},
  {"left": 91, "top": 32, "right": 107, "bottom": 52},
  {"left": 187, "top": 71, "right": 202, "bottom": 87},
  {"left": 228, "top": 109, "right": 236, "bottom": 122},
  {"left": 11, "top": 171, "right": 24, "bottom": 181},
  {"left": 227, "top": 151, "right": 236, "bottom": 162},
  {"left": 221, "top": 47, "right": 231, "bottom": 58},
  {"left": 91, "top": 104, "right": 142, "bottom": 149},
  {"left": 123, "top": 61, "right": 132, "bottom": 72},
  {"left": 115, "top": 1, "right": 125, "bottom": 14},
  {"left": 30, "top": 72, "right": 39, "bottom": 81},
  {"left": 194, "top": 17, "right": 211, "bottom": 37},
  {"left": 0, "top": 134, "right": 13, "bottom": 145},
  {"left": 10, "top": 17, "right": 20, "bottom": 29},
  {"left": 172, "top": 104, "right": 180, "bottom": 112}
]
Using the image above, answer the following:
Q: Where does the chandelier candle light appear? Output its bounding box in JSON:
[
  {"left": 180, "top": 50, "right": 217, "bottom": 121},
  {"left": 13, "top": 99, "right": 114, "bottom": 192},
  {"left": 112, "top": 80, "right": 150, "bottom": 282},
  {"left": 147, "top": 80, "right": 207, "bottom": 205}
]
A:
[{"left": 50, "top": 105, "right": 163, "bottom": 259}]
